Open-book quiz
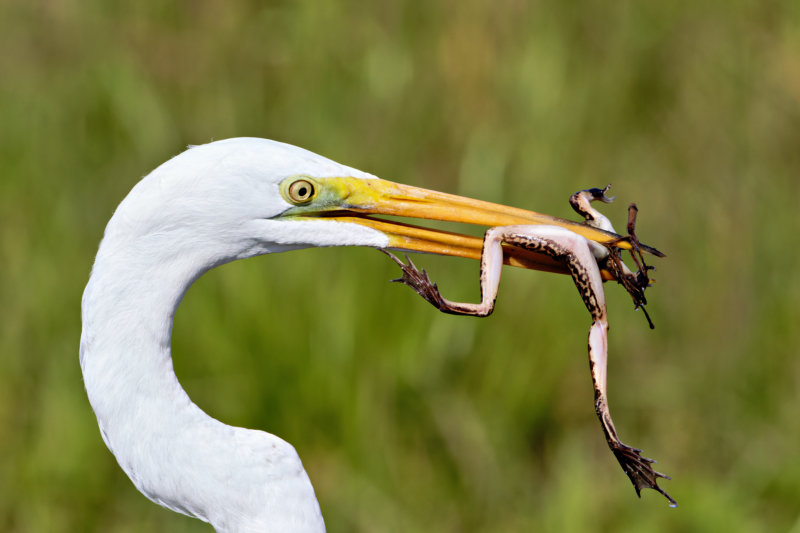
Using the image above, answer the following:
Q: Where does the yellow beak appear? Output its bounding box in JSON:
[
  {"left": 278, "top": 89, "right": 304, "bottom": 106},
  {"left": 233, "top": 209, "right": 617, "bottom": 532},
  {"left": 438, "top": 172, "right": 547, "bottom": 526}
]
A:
[{"left": 282, "top": 177, "right": 664, "bottom": 280}]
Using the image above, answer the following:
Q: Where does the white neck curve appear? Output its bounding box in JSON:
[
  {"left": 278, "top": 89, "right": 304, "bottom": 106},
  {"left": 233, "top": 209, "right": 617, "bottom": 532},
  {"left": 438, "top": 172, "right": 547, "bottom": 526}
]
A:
[{"left": 80, "top": 230, "right": 326, "bottom": 533}]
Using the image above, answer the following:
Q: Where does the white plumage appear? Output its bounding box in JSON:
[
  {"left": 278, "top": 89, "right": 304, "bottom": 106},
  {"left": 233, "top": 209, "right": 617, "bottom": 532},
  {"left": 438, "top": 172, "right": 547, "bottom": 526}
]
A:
[{"left": 81, "top": 139, "right": 388, "bottom": 532}]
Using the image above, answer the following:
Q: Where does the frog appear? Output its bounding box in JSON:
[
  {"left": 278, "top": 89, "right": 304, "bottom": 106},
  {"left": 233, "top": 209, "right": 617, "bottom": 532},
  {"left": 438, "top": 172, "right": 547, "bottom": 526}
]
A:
[{"left": 382, "top": 185, "right": 675, "bottom": 507}]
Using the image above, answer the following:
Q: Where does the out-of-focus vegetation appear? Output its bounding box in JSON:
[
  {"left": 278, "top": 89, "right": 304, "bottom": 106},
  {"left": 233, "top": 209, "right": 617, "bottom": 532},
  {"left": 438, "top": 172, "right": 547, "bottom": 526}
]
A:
[{"left": 1, "top": 0, "right": 799, "bottom": 531}]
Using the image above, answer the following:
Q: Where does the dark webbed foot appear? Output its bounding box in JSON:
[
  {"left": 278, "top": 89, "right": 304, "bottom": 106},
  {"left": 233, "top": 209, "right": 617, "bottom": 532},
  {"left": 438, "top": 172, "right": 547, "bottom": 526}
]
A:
[
  {"left": 602, "top": 203, "right": 658, "bottom": 329},
  {"left": 598, "top": 397, "right": 674, "bottom": 506},
  {"left": 381, "top": 250, "right": 445, "bottom": 309},
  {"left": 610, "top": 441, "right": 677, "bottom": 507}
]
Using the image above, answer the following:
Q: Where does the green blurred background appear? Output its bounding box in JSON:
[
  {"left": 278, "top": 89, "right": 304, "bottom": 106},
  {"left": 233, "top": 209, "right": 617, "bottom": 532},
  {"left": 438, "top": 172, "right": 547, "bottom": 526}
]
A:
[{"left": 1, "top": 0, "right": 799, "bottom": 531}]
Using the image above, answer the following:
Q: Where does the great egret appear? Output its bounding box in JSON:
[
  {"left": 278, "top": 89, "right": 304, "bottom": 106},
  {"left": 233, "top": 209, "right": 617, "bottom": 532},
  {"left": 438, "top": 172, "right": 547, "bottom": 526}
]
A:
[{"left": 80, "top": 138, "right": 672, "bottom": 533}]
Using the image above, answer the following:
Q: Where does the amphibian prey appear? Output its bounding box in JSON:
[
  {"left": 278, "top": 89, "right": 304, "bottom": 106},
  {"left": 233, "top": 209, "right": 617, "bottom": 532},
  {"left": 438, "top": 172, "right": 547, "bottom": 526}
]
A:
[{"left": 382, "top": 185, "right": 675, "bottom": 507}]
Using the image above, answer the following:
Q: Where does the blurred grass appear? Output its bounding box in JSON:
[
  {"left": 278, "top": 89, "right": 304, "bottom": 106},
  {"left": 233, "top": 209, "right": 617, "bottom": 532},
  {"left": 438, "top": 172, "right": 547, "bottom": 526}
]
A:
[{"left": 1, "top": 0, "right": 800, "bottom": 531}]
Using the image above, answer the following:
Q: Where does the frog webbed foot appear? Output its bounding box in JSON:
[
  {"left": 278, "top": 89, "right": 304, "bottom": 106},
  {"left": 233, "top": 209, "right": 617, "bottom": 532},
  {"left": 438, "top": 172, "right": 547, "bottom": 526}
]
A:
[
  {"left": 381, "top": 250, "right": 445, "bottom": 310},
  {"left": 610, "top": 441, "right": 677, "bottom": 507},
  {"left": 603, "top": 203, "right": 659, "bottom": 328}
]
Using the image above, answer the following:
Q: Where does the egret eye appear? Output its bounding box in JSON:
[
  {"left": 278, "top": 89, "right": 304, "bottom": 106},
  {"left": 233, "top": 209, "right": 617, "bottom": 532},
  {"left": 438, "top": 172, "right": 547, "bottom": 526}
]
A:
[{"left": 288, "top": 179, "right": 315, "bottom": 203}]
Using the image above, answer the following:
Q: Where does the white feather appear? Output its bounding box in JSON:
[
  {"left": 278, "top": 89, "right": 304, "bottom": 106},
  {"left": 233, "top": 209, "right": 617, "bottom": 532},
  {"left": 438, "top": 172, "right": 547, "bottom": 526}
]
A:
[{"left": 81, "top": 138, "right": 388, "bottom": 533}]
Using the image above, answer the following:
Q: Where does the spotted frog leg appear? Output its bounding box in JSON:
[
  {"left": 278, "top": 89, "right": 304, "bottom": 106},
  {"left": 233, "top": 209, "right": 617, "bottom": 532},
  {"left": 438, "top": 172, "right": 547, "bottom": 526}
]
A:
[{"left": 381, "top": 187, "right": 675, "bottom": 507}]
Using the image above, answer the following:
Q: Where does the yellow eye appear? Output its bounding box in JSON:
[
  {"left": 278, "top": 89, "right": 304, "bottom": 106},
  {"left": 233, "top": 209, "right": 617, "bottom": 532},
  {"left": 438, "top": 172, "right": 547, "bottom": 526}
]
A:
[{"left": 287, "top": 179, "right": 315, "bottom": 203}]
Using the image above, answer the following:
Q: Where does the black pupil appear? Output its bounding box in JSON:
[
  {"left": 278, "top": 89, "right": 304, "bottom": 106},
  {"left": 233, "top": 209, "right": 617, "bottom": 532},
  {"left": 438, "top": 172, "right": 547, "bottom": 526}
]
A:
[{"left": 298, "top": 186, "right": 308, "bottom": 197}]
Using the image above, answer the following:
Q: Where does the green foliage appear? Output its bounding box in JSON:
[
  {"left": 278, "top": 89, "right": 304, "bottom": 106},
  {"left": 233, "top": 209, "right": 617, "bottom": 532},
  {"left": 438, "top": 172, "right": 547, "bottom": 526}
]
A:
[{"left": 1, "top": 0, "right": 799, "bottom": 531}]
